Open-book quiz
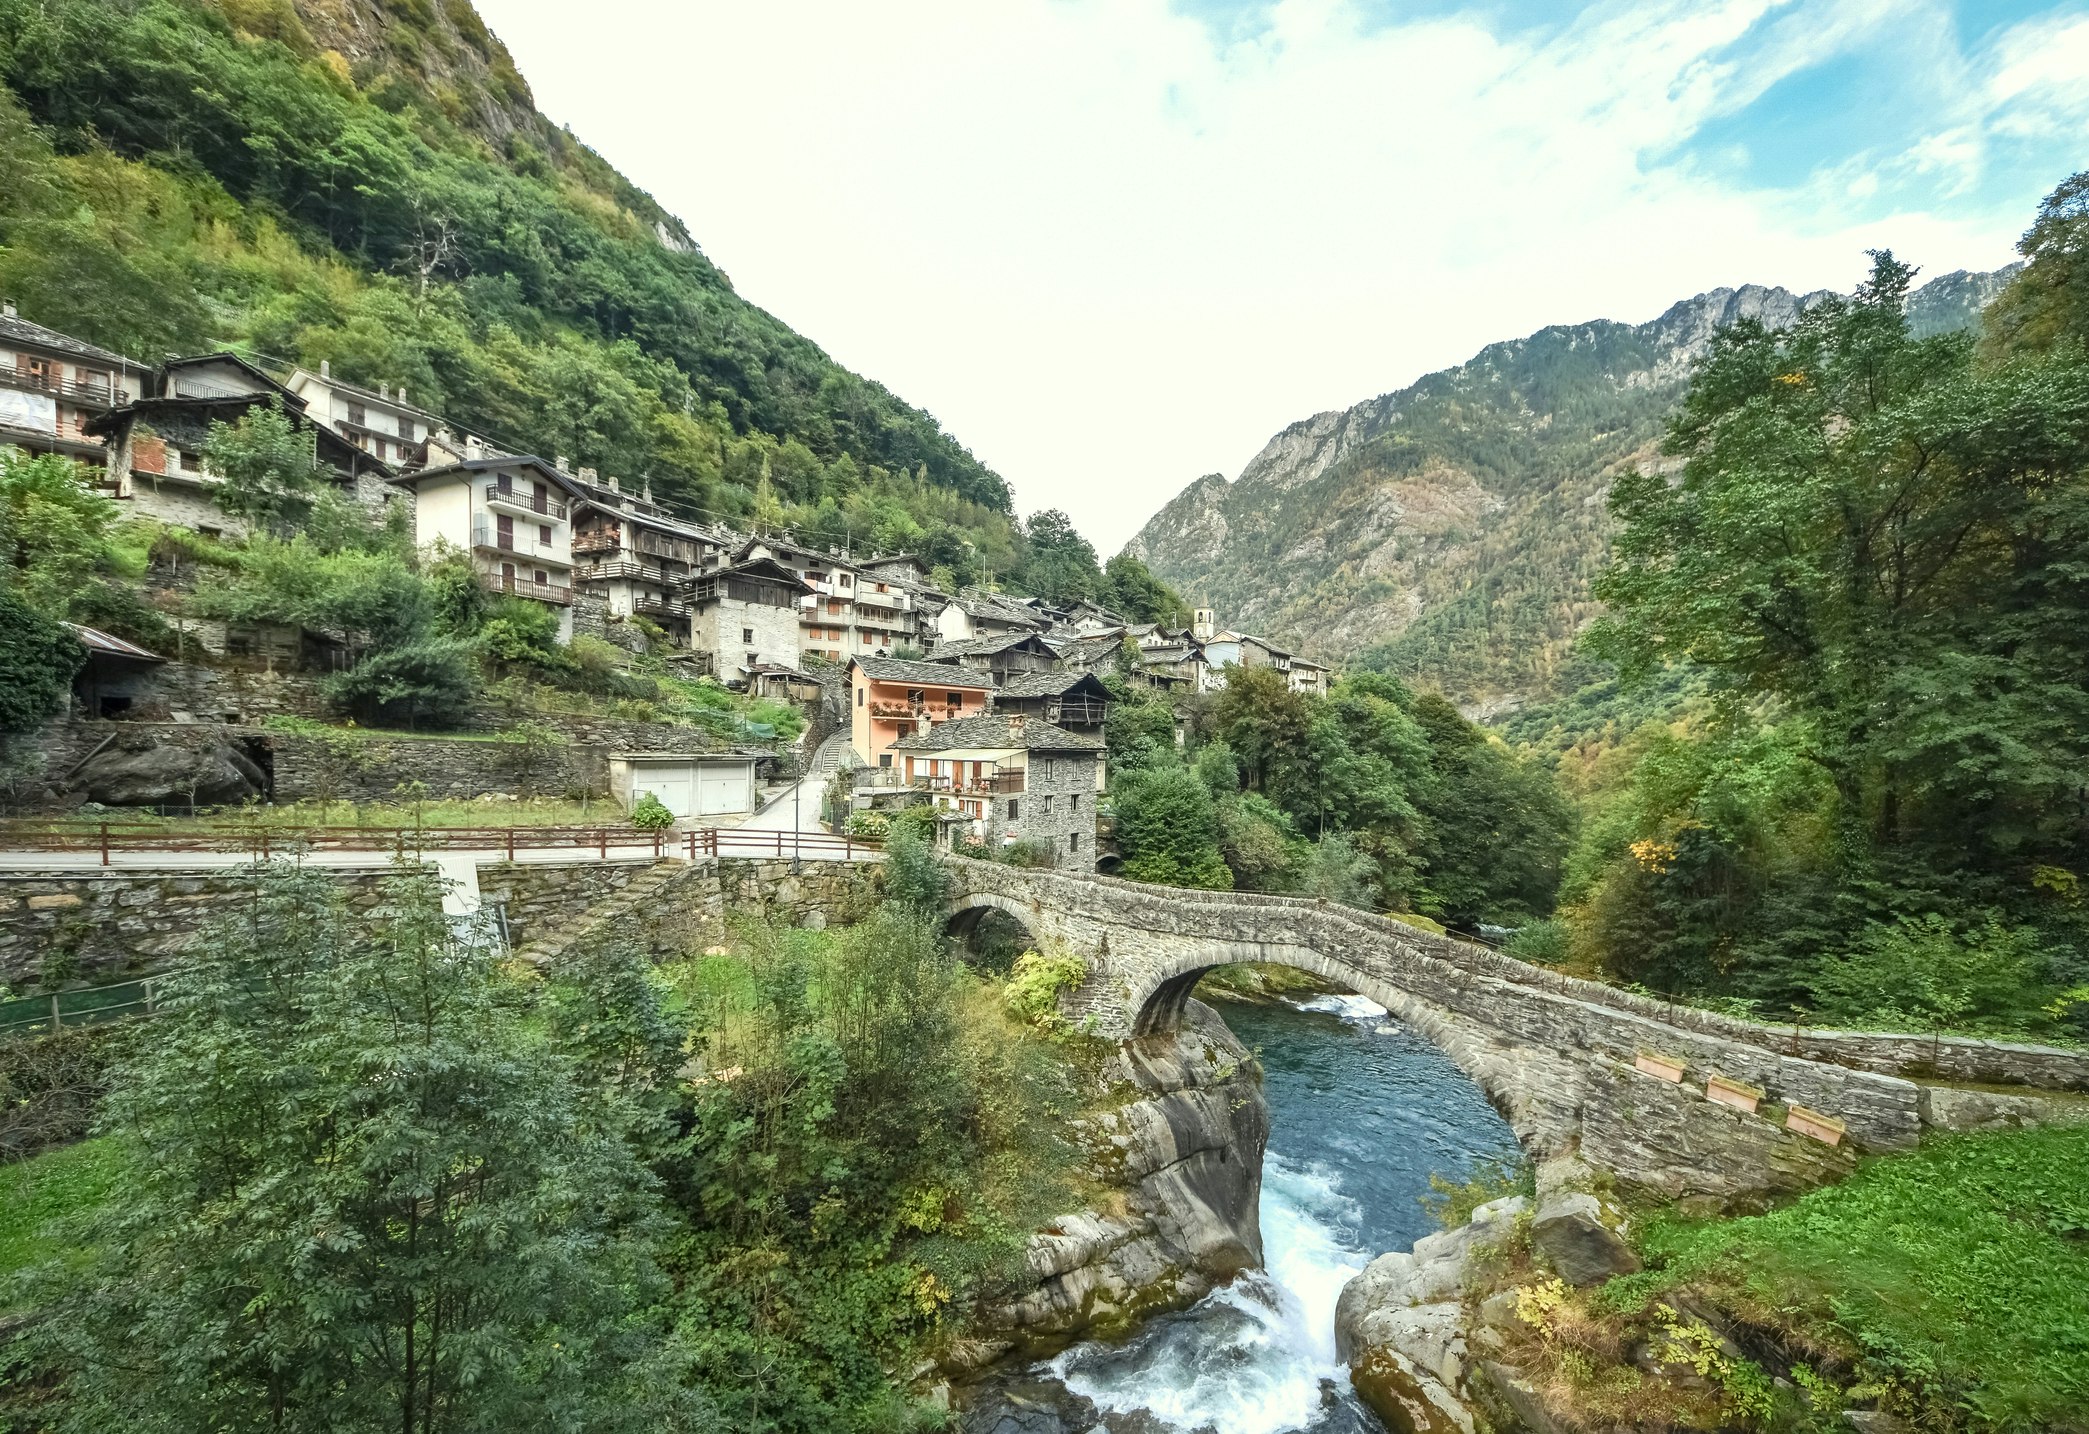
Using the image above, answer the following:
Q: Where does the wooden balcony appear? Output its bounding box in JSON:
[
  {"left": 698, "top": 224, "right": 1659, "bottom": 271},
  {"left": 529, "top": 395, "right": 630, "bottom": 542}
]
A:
[
  {"left": 868, "top": 699, "right": 923, "bottom": 719},
  {"left": 7, "top": 367, "right": 130, "bottom": 407}
]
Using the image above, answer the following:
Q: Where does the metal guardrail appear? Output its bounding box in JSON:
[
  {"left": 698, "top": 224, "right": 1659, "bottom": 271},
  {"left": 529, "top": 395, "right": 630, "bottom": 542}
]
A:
[{"left": 0, "top": 822, "right": 882, "bottom": 865}]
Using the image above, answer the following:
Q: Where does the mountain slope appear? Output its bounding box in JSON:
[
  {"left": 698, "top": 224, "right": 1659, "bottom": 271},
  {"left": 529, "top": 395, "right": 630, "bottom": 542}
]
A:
[
  {"left": 0, "top": 0, "right": 1007, "bottom": 525},
  {"left": 1128, "top": 269, "right": 2015, "bottom": 706}
]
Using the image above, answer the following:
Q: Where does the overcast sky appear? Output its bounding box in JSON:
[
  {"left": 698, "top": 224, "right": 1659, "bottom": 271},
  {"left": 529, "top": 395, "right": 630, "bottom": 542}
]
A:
[{"left": 474, "top": 0, "right": 2089, "bottom": 552}]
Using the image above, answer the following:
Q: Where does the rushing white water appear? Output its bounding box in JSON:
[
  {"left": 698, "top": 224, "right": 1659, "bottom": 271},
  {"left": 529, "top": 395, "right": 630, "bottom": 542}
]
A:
[
  {"left": 1000, "top": 991, "right": 1519, "bottom": 1434},
  {"left": 1293, "top": 992, "right": 1391, "bottom": 1022},
  {"left": 1047, "top": 1152, "right": 1375, "bottom": 1434}
]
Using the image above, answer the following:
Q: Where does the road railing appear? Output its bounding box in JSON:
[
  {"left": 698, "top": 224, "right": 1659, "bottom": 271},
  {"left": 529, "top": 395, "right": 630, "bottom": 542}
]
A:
[{"left": 0, "top": 822, "right": 883, "bottom": 865}]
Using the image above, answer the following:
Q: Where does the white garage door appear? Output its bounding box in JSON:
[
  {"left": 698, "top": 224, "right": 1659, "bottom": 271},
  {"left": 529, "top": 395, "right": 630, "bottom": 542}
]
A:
[
  {"left": 635, "top": 769, "right": 694, "bottom": 819},
  {"left": 696, "top": 761, "right": 751, "bottom": 816}
]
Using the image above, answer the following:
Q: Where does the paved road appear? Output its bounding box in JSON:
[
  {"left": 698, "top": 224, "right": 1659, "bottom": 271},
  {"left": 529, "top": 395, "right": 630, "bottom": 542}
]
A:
[{"left": 740, "top": 731, "right": 855, "bottom": 835}]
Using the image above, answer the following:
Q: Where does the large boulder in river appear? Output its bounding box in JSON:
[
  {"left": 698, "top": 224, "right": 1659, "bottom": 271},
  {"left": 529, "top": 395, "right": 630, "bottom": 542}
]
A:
[{"left": 74, "top": 736, "right": 267, "bottom": 808}]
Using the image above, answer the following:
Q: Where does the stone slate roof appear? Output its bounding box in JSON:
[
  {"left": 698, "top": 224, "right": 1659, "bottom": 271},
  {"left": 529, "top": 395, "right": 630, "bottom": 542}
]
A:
[
  {"left": 890, "top": 713, "right": 1103, "bottom": 753},
  {"left": 1, "top": 313, "right": 139, "bottom": 370},
  {"left": 927, "top": 633, "right": 1053, "bottom": 660},
  {"left": 997, "top": 669, "right": 1108, "bottom": 699},
  {"left": 952, "top": 591, "right": 1045, "bottom": 627},
  {"left": 852, "top": 656, "right": 998, "bottom": 688}
]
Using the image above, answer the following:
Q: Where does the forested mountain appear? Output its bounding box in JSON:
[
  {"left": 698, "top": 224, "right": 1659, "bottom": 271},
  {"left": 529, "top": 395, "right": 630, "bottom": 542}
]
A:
[
  {"left": 0, "top": 0, "right": 1039, "bottom": 575},
  {"left": 1127, "top": 267, "right": 2015, "bottom": 706}
]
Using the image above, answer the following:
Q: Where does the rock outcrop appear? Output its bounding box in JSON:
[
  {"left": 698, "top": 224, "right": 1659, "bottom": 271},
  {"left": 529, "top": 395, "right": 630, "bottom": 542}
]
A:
[
  {"left": 1333, "top": 1156, "right": 1642, "bottom": 1433},
  {"left": 1125, "top": 267, "right": 2016, "bottom": 705},
  {"left": 1334, "top": 1194, "right": 1528, "bottom": 1434},
  {"left": 976, "top": 1000, "right": 1269, "bottom": 1355}
]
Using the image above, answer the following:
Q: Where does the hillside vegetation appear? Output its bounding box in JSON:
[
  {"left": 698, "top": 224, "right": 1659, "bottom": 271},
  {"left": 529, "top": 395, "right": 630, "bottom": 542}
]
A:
[{"left": 0, "top": 0, "right": 1049, "bottom": 579}]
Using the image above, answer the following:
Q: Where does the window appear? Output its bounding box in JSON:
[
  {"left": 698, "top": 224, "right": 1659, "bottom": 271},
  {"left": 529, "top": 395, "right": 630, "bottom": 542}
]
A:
[
  {"left": 1071, "top": 794, "right": 1081, "bottom": 813},
  {"left": 534, "top": 569, "right": 549, "bottom": 585},
  {"left": 861, "top": 632, "right": 874, "bottom": 646},
  {"left": 857, "top": 688, "right": 865, "bottom": 707},
  {"left": 742, "top": 628, "right": 755, "bottom": 644},
  {"left": 946, "top": 691, "right": 963, "bottom": 707},
  {"left": 1007, "top": 799, "right": 1020, "bottom": 821},
  {"left": 397, "top": 414, "right": 413, "bottom": 438},
  {"left": 1039, "top": 796, "right": 1054, "bottom": 816},
  {"left": 346, "top": 401, "right": 365, "bottom": 425},
  {"left": 538, "top": 523, "right": 552, "bottom": 545},
  {"left": 876, "top": 581, "right": 889, "bottom": 593},
  {"left": 840, "top": 574, "right": 852, "bottom": 587},
  {"left": 880, "top": 753, "right": 892, "bottom": 768},
  {"left": 1069, "top": 832, "right": 1081, "bottom": 853}
]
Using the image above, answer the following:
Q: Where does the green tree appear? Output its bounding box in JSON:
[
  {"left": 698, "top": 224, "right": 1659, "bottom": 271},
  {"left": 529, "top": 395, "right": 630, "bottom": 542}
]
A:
[
  {"left": 1592, "top": 248, "right": 2089, "bottom": 867},
  {"left": 24, "top": 862, "right": 680, "bottom": 1434},
  {"left": 1984, "top": 168, "right": 2089, "bottom": 358},
  {"left": 1112, "top": 764, "right": 1233, "bottom": 889},
  {"left": 201, "top": 399, "right": 333, "bottom": 531},
  {"left": 1101, "top": 552, "right": 1190, "bottom": 626},
  {"left": 323, "top": 635, "right": 479, "bottom": 728}
]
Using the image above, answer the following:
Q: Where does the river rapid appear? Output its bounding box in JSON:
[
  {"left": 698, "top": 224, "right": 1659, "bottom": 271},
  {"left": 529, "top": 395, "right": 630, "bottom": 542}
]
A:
[{"left": 987, "top": 989, "right": 1520, "bottom": 1434}]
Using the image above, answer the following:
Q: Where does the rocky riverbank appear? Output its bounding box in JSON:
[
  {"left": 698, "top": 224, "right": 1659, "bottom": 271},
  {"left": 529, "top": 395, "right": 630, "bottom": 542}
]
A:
[{"left": 949, "top": 999, "right": 1270, "bottom": 1383}]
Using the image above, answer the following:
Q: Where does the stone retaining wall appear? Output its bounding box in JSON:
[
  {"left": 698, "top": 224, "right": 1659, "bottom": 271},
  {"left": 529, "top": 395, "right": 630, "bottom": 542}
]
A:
[{"left": 0, "top": 856, "right": 881, "bottom": 990}]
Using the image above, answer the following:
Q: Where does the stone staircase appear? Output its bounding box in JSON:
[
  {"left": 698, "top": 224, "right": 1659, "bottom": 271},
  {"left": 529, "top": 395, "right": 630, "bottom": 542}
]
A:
[{"left": 505, "top": 858, "right": 686, "bottom": 968}]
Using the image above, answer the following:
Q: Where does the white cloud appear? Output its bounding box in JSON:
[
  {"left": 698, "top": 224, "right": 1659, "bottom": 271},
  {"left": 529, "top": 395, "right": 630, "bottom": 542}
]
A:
[{"left": 475, "top": 0, "right": 2063, "bottom": 550}]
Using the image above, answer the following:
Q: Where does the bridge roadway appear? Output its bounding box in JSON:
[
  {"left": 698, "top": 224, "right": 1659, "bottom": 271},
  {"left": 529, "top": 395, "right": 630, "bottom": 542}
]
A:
[{"left": 943, "top": 859, "right": 2089, "bottom": 1207}]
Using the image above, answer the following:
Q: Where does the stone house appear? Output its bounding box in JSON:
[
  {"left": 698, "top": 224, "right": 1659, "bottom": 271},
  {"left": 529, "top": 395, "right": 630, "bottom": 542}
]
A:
[
  {"left": 0, "top": 302, "right": 144, "bottom": 472},
  {"left": 89, "top": 354, "right": 398, "bottom": 538},
  {"left": 734, "top": 535, "right": 931, "bottom": 663},
  {"left": 1288, "top": 657, "right": 1331, "bottom": 696},
  {"left": 847, "top": 655, "right": 996, "bottom": 769},
  {"left": 992, "top": 670, "right": 1111, "bottom": 736},
  {"left": 685, "top": 557, "right": 807, "bottom": 684},
  {"left": 391, "top": 454, "right": 584, "bottom": 638},
  {"left": 890, "top": 712, "right": 1103, "bottom": 871}
]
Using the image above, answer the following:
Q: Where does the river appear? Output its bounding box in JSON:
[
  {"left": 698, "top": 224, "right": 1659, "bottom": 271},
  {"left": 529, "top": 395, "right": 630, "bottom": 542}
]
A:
[{"left": 1011, "top": 988, "right": 1521, "bottom": 1434}]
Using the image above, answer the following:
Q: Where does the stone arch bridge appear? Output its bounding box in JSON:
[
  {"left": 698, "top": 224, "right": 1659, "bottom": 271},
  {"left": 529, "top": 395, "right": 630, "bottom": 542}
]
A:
[{"left": 945, "top": 859, "right": 2089, "bottom": 1206}]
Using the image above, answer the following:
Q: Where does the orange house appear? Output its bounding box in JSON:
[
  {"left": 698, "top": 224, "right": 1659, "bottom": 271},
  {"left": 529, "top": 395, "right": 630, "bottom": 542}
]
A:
[{"left": 848, "top": 656, "right": 996, "bottom": 770}]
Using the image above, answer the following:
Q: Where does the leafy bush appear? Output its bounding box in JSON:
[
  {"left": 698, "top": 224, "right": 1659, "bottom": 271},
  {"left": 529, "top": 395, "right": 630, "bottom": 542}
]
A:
[
  {"left": 322, "top": 636, "right": 479, "bottom": 728},
  {"left": 1505, "top": 918, "right": 1571, "bottom": 964},
  {"left": 0, "top": 587, "right": 83, "bottom": 735},
  {"left": 1807, "top": 914, "right": 2056, "bottom": 1035},
  {"left": 1112, "top": 764, "right": 1234, "bottom": 890},
  {"left": 628, "top": 792, "right": 675, "bottom": 830}
]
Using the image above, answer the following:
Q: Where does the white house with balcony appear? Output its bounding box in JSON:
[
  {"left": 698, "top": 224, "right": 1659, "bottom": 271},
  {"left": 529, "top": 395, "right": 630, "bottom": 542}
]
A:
[
  {"left": 284, "top": 360, "right": 463, "bottom": 474},
  {"left": 391, "top": 455, "right": 583, "bottom": 638}
]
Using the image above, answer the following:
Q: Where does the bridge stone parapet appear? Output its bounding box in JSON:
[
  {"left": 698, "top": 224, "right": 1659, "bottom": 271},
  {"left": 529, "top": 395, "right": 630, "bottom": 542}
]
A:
[{"left": 944, "top": 860, "right": 2089, "bottom": 1208}]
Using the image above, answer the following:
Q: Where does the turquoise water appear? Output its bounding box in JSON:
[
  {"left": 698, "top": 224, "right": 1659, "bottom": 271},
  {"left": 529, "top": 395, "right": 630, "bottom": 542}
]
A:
[{"left": 1041, "top": 989, "right": 1521, "bottom": 1434}]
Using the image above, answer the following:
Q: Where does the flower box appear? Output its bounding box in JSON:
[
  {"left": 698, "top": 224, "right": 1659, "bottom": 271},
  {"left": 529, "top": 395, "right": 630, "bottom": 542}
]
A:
[
  {"left": 1704, "top": 1073, "right": 1764, "bottom": 1115},
  {"left": 1634, "top": 1051, "right": 1688, "bottom": 1083},
  {"left": 1785, "top": 1104, "right": 1846, "bottom": 1146}
]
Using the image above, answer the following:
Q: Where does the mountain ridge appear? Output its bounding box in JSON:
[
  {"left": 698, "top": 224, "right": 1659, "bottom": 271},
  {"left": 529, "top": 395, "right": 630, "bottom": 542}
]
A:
[{"left": 1126, "top": 266, "right": 2017, "bottom": 704}]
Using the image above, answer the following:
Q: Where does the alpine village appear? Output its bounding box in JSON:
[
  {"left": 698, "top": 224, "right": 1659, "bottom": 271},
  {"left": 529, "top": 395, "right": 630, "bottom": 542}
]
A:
[{"left": 0, "top": 4, "right": 2085, "bottom": 1434}]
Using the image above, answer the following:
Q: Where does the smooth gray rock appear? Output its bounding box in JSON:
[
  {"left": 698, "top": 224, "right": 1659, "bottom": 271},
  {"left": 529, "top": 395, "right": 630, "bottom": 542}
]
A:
[
  {"left": 1530, "top": 1192, "right": 1641, "bottom": 1287},
  {"left": 76, "top": 739, "right": 266, "bottom": 808}
]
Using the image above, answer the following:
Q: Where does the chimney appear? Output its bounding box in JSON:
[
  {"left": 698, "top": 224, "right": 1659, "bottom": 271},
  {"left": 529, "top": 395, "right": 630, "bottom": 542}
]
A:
[
  {"left": 606, "top": 474, "right": 620, "bottom": 492},
  {"left": 578, "top": 466, "right": 598, "bottom": 484},
  {"left": 378, "top": 383, "right": 389, "bottom": 399},
  {"left": 554, "top": 455, "right": 569, "bottom": 473},
  {"left": 396, "top": 384, "right": 407, "bottom": 404},
  {"left": 640, "top": 476, "right": 653, "bottom": 503},
  {"left": 465, "top": 434, "right": 484, "bottom": 457},
  {"left": 319, "top": 358, "right": 330, "bottom": 379}
]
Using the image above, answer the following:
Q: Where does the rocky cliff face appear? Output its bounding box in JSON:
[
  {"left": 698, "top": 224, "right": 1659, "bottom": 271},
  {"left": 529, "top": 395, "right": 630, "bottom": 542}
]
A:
[
  {"left": 1127, "top": 268, "right": 2017, "bottom": 706},
  {"left": 962, "top": 1000, "right": 1269, "bottom": 1364}
]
